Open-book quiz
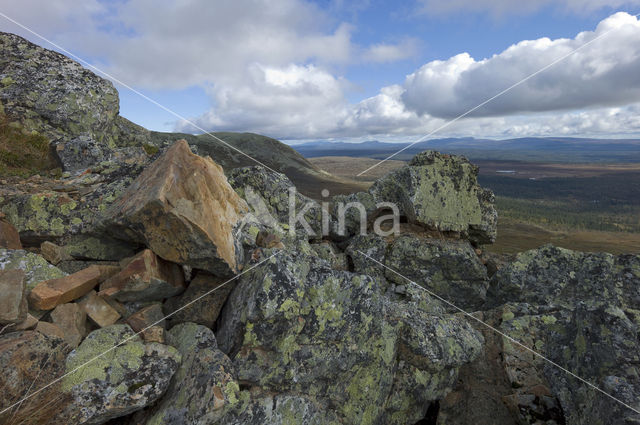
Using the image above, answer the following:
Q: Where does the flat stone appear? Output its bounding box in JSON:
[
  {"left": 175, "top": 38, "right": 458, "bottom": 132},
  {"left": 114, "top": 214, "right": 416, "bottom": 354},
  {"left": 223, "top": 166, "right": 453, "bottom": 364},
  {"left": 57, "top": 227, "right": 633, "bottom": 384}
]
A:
[
  {"left": 141, "top": 325, "right": 165, "bottom": 343},
  {"left": 0, "top": 218, "right": 22, "bottom": 249},
  {"left": 28, "top": 264, "right": 119, "bottom": 310},
  {"left": 14, "top": 313, "right": 38, "bottom": 330},
  {"left": 35, "top": 321, "right": 65, "bottom": 340},
  {"left": 40, "top": 241, "right": 72, "bottom": 265},
  {"left": 100, "top": 249, "right": 185, "bottom": 302},
  {"left": 77, "top": 290, "right": 121, "bottom": 327},
  {"left": 0, "top": 269, "right": 27, "bottom": 324},
  {"left": 50, "top": 303, "right": 87, "bottom": 348},
  {"left": 104, "top": 140, "right": 248, "bottom": 276}
]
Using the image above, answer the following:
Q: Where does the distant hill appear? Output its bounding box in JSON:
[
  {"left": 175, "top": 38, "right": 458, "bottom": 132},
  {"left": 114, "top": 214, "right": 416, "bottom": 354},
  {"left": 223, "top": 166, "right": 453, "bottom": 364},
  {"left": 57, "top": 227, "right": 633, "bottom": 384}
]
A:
[
  {"left": 293, "top": 137, "right": 640, "bottom": 163},
  {"left": 149, "top": 131, "right": 368, "bottom": 198}
]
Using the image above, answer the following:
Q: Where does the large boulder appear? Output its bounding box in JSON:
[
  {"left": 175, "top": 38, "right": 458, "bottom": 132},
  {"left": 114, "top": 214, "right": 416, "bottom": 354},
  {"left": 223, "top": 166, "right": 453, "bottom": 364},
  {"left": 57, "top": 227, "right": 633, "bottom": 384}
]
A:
[
  {"left": 61, "top": 324, "right": 181, "bottom": 424},
  {"left": 217, "top": 249, "right": 483, "bottom": 424},
  {"left": 104, "top": 140, "right": 248, "bottom": 276},
  {"left": 346, "top": 233, "right": 489, "bottom": 310},
  {"left": 483, "top": 245, "right": 640, "bottom": 425},
  {"left": 334, "top": 150, "right": 497, "bottom": 245}
]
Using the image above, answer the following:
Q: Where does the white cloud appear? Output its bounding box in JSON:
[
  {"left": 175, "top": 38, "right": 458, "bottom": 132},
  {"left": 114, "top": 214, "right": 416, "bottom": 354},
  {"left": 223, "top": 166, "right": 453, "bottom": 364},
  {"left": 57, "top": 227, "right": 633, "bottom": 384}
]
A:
[
  {"left": 401, "top": 12, "right": 640, "bottom": 119},
  {"left": 418, "top": 0, "right": 640, "bottom": 17},
  {"left": 362, "top": 39, "right": 420, "bottom": 63}
]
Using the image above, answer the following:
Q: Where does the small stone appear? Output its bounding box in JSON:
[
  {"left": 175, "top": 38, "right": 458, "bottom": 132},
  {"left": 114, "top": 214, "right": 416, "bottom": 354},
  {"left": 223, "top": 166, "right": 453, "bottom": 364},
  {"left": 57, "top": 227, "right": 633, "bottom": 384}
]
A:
[
  {"left": 35, "top": 321, "right": 65, "bottom": 340},
  {"left": 40, "top": 241, "right": 72, "bottom": 265},
  {"left": 0, "top": 269, "right": 27, "bottom": 324},
  {"left": 100, "top": 249, "right": 185, "bottom": 302},
  {"left": 127, "top": 303, "right": 165, "bottom": 333},
  {"left": 0, "top": 219, "right": 22, "bottom": 249},
  {"left": 78, "top": 290, "right": 121, "bottom": 327},
  {"left": 50, "top": 303, "right": 87, "bottom": 348},
  {"left": 28, "top": 264, "right": 119, "bottom": 310},
  {"left": 141, "top": 325, "right": 165, "bottom": 343},
  {"left": 14, "top": 313, "right": 38, "bottom": 330}
]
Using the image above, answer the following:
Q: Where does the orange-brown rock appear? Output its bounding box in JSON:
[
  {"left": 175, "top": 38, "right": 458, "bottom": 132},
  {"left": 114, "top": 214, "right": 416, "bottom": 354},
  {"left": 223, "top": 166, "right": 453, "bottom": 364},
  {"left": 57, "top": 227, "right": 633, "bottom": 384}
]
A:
[
  {"left": 40, "top": 241, "right": 72, "bottom": 265},
  {"left": 28, "top": 264, "right": 119, "bottom": 310},
  {"left": 104, "top": 140, "right": 248, "bottom": 276},
  {"left": 0, "top": 269, "right": 27, "bottom": 324},
  {"left": 50, "top": 303, "right": 87, "bottom": 348},
  {"left": 0, "top": 216, "right": 22, "bottom": 249},
  {"left": 78, "top": 290, "right": 121, "bottom": 327},
  {"left": 99, "top": 249, "right": 185, "bottom": 302}
]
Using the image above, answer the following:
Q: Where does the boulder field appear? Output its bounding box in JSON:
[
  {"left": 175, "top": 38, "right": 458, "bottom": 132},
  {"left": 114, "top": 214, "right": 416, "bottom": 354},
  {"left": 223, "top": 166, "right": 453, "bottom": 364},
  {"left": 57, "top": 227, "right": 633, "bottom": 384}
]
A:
[{"left": 0, "top": 31, "right": 639, "bottom": 425}]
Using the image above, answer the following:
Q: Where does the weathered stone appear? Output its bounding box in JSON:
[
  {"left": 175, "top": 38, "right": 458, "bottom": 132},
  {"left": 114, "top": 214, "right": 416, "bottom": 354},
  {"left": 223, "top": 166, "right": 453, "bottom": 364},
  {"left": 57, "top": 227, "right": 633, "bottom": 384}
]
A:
[
  {"left": 0, "top": 217, "right": 21, "bottom": 249},
  {"left": 63, "top": 234, "right": 136, "bottom": 261},
  {"left": 104, "top": 140, "right": 248, "bottom": 276},
  {"left": 126, "top": 303, "right": 165, "bottom": 333},
  {"left": 228, "top": 166, "right": 325, "bottom": 239},
  {"left": 163, "top": 272, "right": 233, "bottom": 329},
  {"left": 0, "top": 248, "right": 66, "bottom": 292},
  {"left": 350, "top": 150, "right": 497, "bottom": 245},
  {"left": 0, "top": 269, "right": 27, "bottom": 324},
  {"left": 141, "top": 325, "right": 165, "bottom": 343},
  {"left": 484, "top": 245, "right": 640, "bottom": 425},
  {"left": 61, "top": 324, "right": 181, "bottom": 425},
  {"left": 100, "top": 249, "right": 185, "bottom": 302},
  {"left": 28, "top": 264, "right": 118, "bottom": 310},
  {"left": 138, "top": 323, "right": 238, "bottom": 425},
  {"left": 0, "top": 331, "right": 72, "bottom": 425},
  {"left": 50, "top": 303, "right": 87, "bottom": 348},
  {"left": 77, "top": 290, "right": 121, "bottom": 327},
  {"left": 217, "top": 249, "right": 483, "bottom": 424},
  {"left": 40, "top": 241, "right": 72, "bottom": 265},
  {"left": 384, "top": 235, "right": 489, "bottom": 310},
  {"left": 310, "top": 241, "right": 348, "bottom": 271},
  {"left": 57, "top": 259, "right": 119, "bottom": 275},
  {"left": 35, "top": 320, "right": 65, "bottom": 339}
]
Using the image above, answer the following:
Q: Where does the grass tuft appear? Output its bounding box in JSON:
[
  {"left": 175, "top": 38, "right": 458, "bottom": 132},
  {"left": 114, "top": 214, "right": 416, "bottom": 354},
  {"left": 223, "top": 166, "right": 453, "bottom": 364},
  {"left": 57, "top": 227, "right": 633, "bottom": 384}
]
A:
[{"left": 0, "top": 112, "right": 58, "bottom": 177}]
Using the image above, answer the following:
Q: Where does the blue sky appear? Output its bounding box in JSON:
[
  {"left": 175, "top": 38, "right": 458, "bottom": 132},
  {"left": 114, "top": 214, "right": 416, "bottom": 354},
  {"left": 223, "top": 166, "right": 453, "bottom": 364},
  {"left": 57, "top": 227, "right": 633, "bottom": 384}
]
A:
[{"left": 2, "top": 0, "right": 640, "bottom": 141}]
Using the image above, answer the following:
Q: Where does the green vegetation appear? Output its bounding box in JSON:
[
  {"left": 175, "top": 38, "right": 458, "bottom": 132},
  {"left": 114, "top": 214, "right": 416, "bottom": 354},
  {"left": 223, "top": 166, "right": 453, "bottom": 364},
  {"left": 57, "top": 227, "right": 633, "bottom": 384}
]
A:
[
  {"left": 0, "top": 112, "right": 58, "bottom": 177},
  {"left": 142, "top": 143, "right": 159, "bottom": 156}
]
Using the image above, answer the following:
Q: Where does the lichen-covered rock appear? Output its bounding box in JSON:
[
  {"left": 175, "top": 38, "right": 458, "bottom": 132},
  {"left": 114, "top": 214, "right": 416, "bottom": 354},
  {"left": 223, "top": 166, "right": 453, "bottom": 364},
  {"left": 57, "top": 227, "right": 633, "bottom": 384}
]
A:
[
  {"left": 104, "top": 140, "right": 248, "bottom": 276},
  {"left": 0, "top": 248, "right": 66, "bottom": 292},
  {"left": 217, "top": 249, "right": 483, "bottom": 425},
  {"left": 0, "top": 32, "right": 118, "bottom": 145},
  {"left": 484, "top": 245, "right": 640, "bottom": 425},
  {"left": 309, "top": 241, "right": 348, "bottom": 271},
  {"left": 344, "top": 150, "right": 497, "bottom": 245},
  {"left": 138, "top": 323, "right": 238, "bottom": 425},
  {"left": 228, "top": 165, "right": 325, "bottom": 239},
  {"left": 0, "top": 331, "right": 72, "bottom": 425},
  {"left": 61, "top": 324, "right": 181, "bottom": 425},
  {"left": 384, "top": 235, "right": 489, "bottom": 310}
]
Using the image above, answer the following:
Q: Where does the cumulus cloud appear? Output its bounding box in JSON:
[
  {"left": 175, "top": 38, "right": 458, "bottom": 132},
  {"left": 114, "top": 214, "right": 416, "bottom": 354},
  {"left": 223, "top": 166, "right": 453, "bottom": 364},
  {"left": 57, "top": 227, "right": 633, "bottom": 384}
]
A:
[
  {"left": 401, "top": 12, "right": 640, "bottom": 119},
  {"left": 418, "top": 0, "right": 640, "bottom": 17}
]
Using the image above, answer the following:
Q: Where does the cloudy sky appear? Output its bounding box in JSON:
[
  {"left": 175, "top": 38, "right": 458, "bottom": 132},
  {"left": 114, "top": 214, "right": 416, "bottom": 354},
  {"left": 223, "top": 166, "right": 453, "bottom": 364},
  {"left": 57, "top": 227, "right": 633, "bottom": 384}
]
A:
[{"left": 1, "top": 0, "right": 640, "bottom": 142}]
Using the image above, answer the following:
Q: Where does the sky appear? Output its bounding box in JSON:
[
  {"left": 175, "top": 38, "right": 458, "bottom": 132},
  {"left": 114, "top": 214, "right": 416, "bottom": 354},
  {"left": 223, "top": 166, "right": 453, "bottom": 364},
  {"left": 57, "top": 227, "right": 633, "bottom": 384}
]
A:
[{"left": 1, "top": 0, "right": 640, "bottom": 143}]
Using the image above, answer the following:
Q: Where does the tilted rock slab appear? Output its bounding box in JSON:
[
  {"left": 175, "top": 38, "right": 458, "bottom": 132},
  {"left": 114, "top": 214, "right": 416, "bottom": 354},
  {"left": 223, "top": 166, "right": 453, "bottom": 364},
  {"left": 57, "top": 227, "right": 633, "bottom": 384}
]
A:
[
  {"left": 0, "top": 269, "right": 27, "bottom": 325},
  {"left": 104, "top": 140, "right": 248, "bottom": 276}
]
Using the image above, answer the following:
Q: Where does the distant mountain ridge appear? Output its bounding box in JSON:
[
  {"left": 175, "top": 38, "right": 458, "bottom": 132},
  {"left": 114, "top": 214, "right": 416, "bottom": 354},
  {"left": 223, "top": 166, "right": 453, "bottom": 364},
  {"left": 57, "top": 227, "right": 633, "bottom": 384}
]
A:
[{"left": 293, "top": 137, "right": 640, "bottom": 162}]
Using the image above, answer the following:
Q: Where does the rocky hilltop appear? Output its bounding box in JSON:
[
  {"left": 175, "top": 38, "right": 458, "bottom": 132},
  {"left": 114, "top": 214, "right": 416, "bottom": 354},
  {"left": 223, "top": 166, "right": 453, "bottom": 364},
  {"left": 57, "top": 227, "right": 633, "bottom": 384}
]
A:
[{"left": 0, "top": 32, "right": 639, "bottom": 425}]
